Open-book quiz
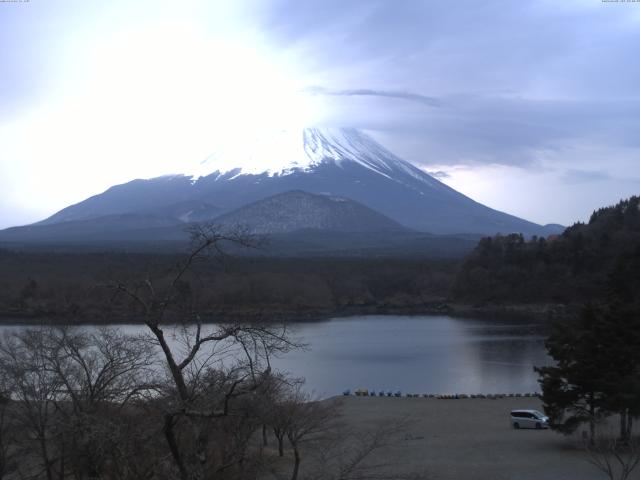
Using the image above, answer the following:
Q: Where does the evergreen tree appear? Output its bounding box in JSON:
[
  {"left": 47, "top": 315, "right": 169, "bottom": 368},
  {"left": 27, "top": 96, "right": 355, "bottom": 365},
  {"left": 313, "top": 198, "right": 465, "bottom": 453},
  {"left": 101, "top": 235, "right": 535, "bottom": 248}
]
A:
[
  {"left": 454, "top": 195, "right": 640, "bottom": 304},
  {"left": 598, "top": 304, "right": 640, "bottom": 442},
  {"left": 537, "top": 302, "right": 640, "bottom": 442},
  {"left": 536, "top": 305, "right": 609, "bottom": 442}
]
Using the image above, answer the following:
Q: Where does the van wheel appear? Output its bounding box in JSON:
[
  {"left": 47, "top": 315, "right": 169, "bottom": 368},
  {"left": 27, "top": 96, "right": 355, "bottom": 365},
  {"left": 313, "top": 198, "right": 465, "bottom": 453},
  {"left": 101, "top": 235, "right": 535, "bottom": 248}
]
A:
[
  {"left": 513, "top": 422, "right": 520, "bottom": 429},
  {"left": 535, "top": 423, "right": 542, "bottom": 429}
]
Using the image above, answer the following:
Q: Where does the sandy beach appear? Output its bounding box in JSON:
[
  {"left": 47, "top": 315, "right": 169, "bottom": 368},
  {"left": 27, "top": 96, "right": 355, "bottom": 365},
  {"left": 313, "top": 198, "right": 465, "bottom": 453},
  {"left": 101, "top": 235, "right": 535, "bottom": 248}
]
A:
[{"left": 329, "top": 396, "right": 606, "bottom": 480}]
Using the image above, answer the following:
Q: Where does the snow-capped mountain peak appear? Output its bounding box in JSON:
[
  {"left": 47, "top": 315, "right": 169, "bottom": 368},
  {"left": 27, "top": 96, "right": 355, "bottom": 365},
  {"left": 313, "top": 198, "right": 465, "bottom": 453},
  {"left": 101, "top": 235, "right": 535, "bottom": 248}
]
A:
[
  {"left": 192, "top": 127, "right": 437, "bottom": 187},
  {"left": 302, "top": 128, "right": 440, "bottom": 187},
  {"left": 28, "top": 125, "right": 562, "bottom": 237}
]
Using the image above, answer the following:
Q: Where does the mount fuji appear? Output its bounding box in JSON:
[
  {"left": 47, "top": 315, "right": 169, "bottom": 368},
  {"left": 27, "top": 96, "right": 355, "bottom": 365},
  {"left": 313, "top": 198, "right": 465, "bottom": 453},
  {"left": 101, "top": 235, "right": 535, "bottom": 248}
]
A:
[{"left": 0, "top": 127, "right": 562, "bottom": 252}]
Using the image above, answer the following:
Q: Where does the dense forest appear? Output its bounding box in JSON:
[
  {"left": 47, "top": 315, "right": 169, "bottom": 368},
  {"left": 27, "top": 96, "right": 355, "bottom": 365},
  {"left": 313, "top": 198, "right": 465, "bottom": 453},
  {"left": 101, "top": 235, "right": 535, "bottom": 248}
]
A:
[
  {"left": 453, "top": 196, "right": 640, "bottom": 307},
  {"left": 0, "top": 250, "right": 457, "bottom": 323},
  {"left": 1, "top": 196, "right": 638, "bottom": 324}
]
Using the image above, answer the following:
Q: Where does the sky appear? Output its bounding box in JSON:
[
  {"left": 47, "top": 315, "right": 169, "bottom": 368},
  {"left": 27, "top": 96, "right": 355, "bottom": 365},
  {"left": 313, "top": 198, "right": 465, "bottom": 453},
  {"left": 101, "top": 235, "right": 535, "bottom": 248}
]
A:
[{"left": 1, "top": 0, "right": 639, "bottom": 228}]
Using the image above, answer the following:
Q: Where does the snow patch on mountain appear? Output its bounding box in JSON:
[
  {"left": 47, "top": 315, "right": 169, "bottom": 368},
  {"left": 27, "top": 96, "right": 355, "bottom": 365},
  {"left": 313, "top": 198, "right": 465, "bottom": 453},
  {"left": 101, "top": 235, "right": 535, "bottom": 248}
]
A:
[
  {"left": 190, "top": 127, "right": 439, "bottom": 189},
  {"left": 191, "top": 129, "right": 307, "bottom": 178}
]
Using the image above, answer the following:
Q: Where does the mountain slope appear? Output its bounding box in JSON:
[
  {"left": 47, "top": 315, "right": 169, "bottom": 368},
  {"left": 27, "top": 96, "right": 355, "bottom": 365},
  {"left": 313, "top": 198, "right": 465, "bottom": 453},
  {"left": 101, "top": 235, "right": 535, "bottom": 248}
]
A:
[
  {"left": 13, "top": 127, "right": 561, "bottom": 237},
  {"left": 40, "top": 175, "right": 195, "bottom": 224},
  {"left": 214, "top": 190, "right": 409, "bottom": 234},
  {"left": 0, "top": 214, "right": 185, "bottom": 244}
]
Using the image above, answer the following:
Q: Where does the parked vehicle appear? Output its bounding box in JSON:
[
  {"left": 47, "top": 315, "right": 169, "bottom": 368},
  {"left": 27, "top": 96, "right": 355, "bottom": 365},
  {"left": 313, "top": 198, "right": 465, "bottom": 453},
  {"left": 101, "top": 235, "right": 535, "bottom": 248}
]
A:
[{"left": 510, "top": 410, "right": 549, "bottom": 429}]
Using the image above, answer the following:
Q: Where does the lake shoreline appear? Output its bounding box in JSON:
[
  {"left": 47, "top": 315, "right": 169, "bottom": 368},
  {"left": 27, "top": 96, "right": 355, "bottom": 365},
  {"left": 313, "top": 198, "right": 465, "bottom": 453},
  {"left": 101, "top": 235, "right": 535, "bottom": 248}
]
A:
[
  {"left": 1, "top": 313, "right": 550, "bottom": 395},
  {"left": 0, "top": 302, "right": 577, "bottom": 326}
]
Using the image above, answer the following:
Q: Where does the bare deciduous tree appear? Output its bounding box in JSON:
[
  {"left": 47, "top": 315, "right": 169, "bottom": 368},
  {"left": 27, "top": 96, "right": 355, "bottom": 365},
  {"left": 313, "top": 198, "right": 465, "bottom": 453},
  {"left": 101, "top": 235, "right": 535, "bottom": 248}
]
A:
[
  {"left": 112, "top": 224, "right": 298, "bottom": 480},
  {"left": 585, "top": 436, "right": 640, "bottom": 480},
  {"left": 311, "top": 418, "right": 431, "bottom": 480},
  {"left": 0, "top": 327, "right": 159, "bottom": 480},
  {"left": 0, "top": 329, "right": 64, "bottom": 480},
  {"left": 264, "top": 383, "right": 338, "bottom": 480},
  {"left": 0, "top": 386, "right": 17, "bottom": 480},
  {"left": 0, "top": 225, "right": 422, "bottom": 480}
]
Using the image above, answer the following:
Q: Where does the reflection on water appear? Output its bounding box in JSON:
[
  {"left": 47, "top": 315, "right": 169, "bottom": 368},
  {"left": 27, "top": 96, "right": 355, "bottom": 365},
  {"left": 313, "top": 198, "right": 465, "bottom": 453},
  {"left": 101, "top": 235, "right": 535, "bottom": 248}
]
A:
[
  {"left": 0, "top": 315, "right": 551, "bottom": 397},
  {"left": 272, "top": 315, "right": 551, "bottom": 397}
]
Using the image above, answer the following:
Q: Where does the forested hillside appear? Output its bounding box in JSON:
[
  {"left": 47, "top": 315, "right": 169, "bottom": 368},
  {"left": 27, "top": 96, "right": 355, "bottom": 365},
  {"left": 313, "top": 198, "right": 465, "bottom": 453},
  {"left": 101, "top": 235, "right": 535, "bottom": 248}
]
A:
[
  {"left": 0, "top": 252, "right": 456, "bottom": 323},
  {"left": 453, "top": 196, "right": 640, "bottom": 305},
  {"left": 2, "top": 197, "right": 638, "bottom": 324}
]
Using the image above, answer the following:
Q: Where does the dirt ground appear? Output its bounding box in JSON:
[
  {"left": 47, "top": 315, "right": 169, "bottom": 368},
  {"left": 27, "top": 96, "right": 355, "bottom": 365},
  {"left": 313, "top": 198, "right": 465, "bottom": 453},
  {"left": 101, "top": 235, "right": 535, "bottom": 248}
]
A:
[{"left": 328, "top": 396, "right": 611, "bottom": 480}]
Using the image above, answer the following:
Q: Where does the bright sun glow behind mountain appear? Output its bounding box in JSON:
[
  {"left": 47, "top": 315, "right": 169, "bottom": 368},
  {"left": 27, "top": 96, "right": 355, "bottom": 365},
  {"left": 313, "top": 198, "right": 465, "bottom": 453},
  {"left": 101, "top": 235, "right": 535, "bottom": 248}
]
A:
[
  {"left": 84, "top": 23, "right": 324, "bottom": 156},
  {"left": 0, "top": 20, "right": 326, "bottom": 225},
  {"left": 89, "top": 25, "right": 316, "bottom": 133}
]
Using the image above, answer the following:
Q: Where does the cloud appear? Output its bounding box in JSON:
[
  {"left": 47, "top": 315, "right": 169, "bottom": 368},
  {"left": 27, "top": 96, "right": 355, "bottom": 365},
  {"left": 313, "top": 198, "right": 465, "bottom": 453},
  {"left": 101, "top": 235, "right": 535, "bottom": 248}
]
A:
[
  {"left": 262, "top": 0, "right": 640, "bottom": 170},
  {"left": 2, "top": 0, "right": 640, "bottom": 228},
  {"left": 312, "top": 90, "right": 640, "bottom": 170},
  {"left": 261, "top": 0, "right": 640, "bottom": 99},
  {"left": 427, "top": 170, "right": 451, "bottom": 180},
  {"left": 430, "top": 162, "right": 640, "bottom": 226},
  {"left": 305, "top": 86, "right": 441, "bottom": 107},
  {"left": 560, "top": 169, "right": 612, "bottom": 184}
]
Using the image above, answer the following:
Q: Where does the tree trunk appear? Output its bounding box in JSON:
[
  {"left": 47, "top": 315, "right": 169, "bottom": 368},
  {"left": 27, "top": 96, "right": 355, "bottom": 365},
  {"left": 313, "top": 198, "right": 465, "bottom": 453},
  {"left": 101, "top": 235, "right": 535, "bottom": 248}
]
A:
[
  {"left": 620, "top": 410, "right": 629, "bottom": 443},
  {"left": 58, "top": 432, "right": 64, "bottom": 480},
  {"left": 163, "top": 414, "right": 189, "bottom": 480},
  {"left": 290, "top": 444, "right": 300, "bottom": 480},
  {"left": 278, "top": 436, "right": 284, "bottom": 457},
  {"left": 148, "top": 324, "right": 189, "bottom": 401},
  {"left": 262, "top": 424, "right": 268, "bottom": 447},
  {"left": 589, "top": 397, "right": 596, "bottom": 445},
  {"left": 39, "top": 436, "right": 53, "bottom": 480},
  {"left": 627, "top": 414, "right": 633, "bottom": 439}
]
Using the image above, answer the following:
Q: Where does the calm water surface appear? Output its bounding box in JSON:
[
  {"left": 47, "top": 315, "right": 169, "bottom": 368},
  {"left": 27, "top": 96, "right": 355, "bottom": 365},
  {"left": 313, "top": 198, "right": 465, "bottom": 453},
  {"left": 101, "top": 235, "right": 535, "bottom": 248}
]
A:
[
  {"left": 0, "top": 315, "right": 550, "bottom": 397},
  {"left": 275, "top": 315, "right": 550, "bottom": 396}
]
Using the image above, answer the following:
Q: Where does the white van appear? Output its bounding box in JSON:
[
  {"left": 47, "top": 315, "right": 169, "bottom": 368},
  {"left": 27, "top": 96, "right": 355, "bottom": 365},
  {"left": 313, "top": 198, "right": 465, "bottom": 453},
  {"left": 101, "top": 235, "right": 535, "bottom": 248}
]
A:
[{"left": 510, "top": 410, "right": 549, "bottom": 429}]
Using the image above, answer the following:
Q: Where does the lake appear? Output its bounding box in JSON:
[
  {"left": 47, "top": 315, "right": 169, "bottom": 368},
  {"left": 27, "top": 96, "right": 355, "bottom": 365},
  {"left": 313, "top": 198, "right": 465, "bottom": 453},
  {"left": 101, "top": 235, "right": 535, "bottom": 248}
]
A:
[
  {"left": 0, "top": 315, "right": 550, "bottom": 397},
  {"left": 275, "top": 315, "right": 550, "bottom": 397}
]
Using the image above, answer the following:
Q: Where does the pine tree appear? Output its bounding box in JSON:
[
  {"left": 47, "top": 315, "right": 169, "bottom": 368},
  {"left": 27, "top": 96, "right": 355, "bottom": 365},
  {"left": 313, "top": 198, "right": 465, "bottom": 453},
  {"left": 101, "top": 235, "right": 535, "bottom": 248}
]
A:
[
  {"left": 535, "top": 305, "right": 609, "bottom": 442},
  {"left": 537, "top": 302, "right": 640, "bottom": 443},
  {"left": 599, "top": 303, "right": 640, "bottom": 442}
]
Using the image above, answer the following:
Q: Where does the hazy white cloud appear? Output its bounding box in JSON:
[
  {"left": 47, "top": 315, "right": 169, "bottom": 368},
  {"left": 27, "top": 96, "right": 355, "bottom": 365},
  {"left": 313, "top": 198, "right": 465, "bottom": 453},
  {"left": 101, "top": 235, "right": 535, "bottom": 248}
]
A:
[
  {"left": 427, "top": 171, "right": 451, "bottom": 180},
  {"left": 425, "top": 163, "right": 640, "bottom": 226},
  {"left": 560, "top": 169, "right": 613, "bottom": 185}
]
